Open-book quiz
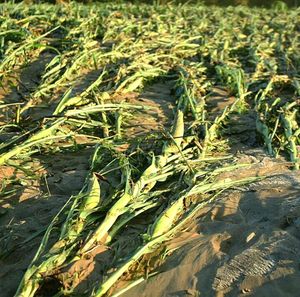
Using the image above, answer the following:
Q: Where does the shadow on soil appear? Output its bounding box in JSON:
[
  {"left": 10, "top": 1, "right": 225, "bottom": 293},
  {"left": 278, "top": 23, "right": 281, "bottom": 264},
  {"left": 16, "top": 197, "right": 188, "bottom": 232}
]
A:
[{"left": 0, "top": 147, "right": 93, "bottom": 297}]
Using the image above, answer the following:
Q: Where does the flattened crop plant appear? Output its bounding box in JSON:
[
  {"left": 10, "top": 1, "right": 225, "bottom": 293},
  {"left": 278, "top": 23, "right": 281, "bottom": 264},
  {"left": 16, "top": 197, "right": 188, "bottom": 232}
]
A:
[{"left": 0, "top": 1, "right": 298, "bottom": 296}]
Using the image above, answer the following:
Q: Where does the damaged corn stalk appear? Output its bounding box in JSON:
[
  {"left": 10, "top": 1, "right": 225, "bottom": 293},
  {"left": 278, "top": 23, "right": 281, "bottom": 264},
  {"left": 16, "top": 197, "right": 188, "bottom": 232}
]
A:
[
  {"left": 201, "top": 98, "right": 241, "bottom": 158},
  {"left": 16, "top": 104, "right": 188, "bottom": 296},
  {"left": 174, "top": 65, "right": 207, "bottom": 120},
  {"left": 216, "top": 65, "right": 249, "bottom": 112},
  {"left": 15, "top": 147, "right": 104, "bottom": 297},
  {"left": 16, "top": 88, "right": 196, "bottom": 296},
  {"left": 0, "top": 101, "right": 146, "bottom": 166},
  {"left": 255, "top": 77, "right": 299, "bottom": 168},
  {"left": 79, "top": 108, "right": 187, "bottom": 254},
  {"left": 94, "top": 174, "right": 261, "bottom": 297},
  {"left": 280, "top": 102, "right": 299, "bottom": 170},
  {"left": 0, "top": 118, "right": 66, "bottom": 166}
]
